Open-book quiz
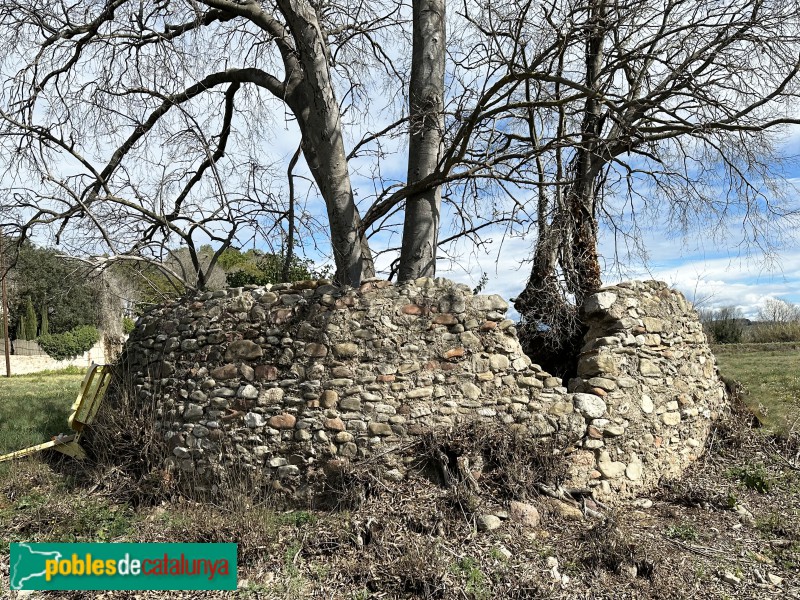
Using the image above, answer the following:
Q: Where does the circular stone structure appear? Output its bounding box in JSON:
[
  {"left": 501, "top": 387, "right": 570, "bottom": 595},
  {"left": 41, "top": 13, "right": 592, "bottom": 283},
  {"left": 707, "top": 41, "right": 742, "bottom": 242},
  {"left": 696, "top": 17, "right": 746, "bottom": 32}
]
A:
[{"left": 117, "top": 277, "right": 725, "bottom": 503}]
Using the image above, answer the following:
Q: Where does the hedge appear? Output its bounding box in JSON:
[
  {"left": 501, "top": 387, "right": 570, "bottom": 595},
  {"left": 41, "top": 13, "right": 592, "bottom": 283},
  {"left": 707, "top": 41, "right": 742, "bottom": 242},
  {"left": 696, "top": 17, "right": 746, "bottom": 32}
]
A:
[{"left": 37, "top": 325, "right": 100, "bottom": 361}]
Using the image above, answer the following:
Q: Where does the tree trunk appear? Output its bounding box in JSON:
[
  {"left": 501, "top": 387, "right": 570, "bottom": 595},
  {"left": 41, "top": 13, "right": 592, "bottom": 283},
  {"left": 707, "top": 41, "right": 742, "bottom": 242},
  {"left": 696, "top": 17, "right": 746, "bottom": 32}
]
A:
[
  {"left": 280, "top": 0, "right": 374, "bottom": 287},
  {"left": 397, "top": 0, "right": 445, "bottom": 282}
]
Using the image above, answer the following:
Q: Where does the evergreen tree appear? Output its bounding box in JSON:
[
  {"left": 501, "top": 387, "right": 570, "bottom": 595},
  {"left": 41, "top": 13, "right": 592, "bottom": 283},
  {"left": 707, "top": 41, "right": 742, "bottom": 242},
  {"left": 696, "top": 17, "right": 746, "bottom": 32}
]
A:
[
  {"left": 16, "top": 316, "right": 24, "bottom": 340},
  {"left": 24, "top": 297, "right": 37, "bottom": 340},
  {"left": 40, "top": 303, "right": 49, "bottom": 337}
]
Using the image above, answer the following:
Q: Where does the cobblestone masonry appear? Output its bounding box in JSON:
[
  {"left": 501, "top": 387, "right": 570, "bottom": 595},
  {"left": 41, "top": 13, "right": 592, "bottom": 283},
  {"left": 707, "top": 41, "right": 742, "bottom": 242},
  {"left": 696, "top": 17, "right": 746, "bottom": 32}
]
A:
[{"left": 119, "top": 278, "right": 725, "bottom": 503}]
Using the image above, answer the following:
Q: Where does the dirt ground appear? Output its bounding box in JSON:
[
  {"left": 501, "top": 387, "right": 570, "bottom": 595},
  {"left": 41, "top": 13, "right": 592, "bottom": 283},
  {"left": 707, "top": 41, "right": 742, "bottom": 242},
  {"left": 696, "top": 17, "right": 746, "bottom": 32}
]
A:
[{"left": 1, "top": 396, "right": 798, "bottom": 599}]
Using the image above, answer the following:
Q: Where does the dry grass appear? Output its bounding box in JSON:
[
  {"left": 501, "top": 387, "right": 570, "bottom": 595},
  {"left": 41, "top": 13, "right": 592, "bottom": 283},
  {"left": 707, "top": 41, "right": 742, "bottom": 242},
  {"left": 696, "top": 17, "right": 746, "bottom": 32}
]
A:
[{"left": 2, "top": 356, "right": 800, "bottom": 598}]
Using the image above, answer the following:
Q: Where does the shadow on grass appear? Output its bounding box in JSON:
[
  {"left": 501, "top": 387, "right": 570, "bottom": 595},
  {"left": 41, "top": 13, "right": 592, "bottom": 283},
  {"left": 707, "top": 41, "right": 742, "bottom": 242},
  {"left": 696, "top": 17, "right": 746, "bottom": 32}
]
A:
[{"left": 0, "top": 372, "right": 84, "bottom": 454}]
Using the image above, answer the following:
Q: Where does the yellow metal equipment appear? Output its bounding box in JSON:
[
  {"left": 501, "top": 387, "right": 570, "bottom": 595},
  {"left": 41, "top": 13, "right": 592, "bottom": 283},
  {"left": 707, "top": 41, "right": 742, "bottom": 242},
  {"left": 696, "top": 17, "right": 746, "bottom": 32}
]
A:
[{"left": 0, "top": 363, "right": 112, "bottom": 463}]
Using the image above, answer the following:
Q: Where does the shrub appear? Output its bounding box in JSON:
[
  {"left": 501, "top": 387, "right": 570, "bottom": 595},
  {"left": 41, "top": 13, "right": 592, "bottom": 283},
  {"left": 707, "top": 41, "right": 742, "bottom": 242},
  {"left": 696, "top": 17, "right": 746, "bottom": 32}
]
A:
[
  {"left": 122, "top": 316, "right": 136, "bottom": 335},
  {"left": 747, "top": 299, "right": 800, "bottom": 343},
  {"left": 700, "top": 306, "right": 746, "bottom": 344},
  {"left": 37, "top": 325, "right": 100, "bottom": 360}
]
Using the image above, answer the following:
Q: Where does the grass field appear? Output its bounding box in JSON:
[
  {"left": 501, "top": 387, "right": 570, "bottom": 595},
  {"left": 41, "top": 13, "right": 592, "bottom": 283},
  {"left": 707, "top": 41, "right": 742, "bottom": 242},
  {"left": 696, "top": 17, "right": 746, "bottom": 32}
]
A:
[
  {"left": 714, "top": 344, "right": 800, "bottom": 435},
  {"left": 0, "top": 368, "right": 85, "bottom": 455}
]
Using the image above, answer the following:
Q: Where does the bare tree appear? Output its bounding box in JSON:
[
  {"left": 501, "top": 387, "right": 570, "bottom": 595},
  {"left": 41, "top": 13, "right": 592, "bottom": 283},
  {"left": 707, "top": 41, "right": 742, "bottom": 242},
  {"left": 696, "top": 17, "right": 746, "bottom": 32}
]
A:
[
  {"left": 0, "top": 0, "right": 407, "bottom": 287},
  {"left": 2, "top": 0, "right": 798, "bottom": 314},
  {"left": 398, "top": 0, "right": 445, "bottom": 281},
  {"left": 453, "top": 0, "right": 800, "bottom": 357},
  {"left": 759, "top": 298, "right": 800, "bottom": 323}
]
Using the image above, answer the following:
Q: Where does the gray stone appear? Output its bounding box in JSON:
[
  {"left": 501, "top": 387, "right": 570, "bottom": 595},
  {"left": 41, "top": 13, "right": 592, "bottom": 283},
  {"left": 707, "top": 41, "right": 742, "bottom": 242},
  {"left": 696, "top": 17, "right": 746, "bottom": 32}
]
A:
[
  {"left": 189, "top": 390, "right": 207, "bottom": 403},
  {"left": 573, "top": 393, "right": 607, "bottom": 419},
  {"left": 661, "top": 411, "right": 681, "bottom": 426},
  {"left": 584, "top": 291, "right": 617, "bottom": 314},
  {"left": 225, "top": 340, "right": 263, "bottom": 361},
  {"left": 244, "top": 412, "right": 266, "bottom": 428},
  {"left": 518, "top": 376, "right": 543, "bottom": 389},
  {"left": 238, "top": 384, "right": 259, "bottom": 399},
  {"left": 639, "top": 359, "right": 661, "bottom": 376},
  {"left": 578, "top": 353, "right": 618, "bottom": 376},
  {"left": 183, "top": 404, "right": 204, "bottom": 420},
  {"left": 333, "top": 343, "right": 359, "bottom": 358},
  {"left": 587, "top": 377, "right": 617, "bottom": 391},
  {"left": 598, "top": 459, "right": 626, "bottom": 479},
  {"left": 625, "top": 460, "right": 643, "bottom": 481},
  {"left": 461, "top": 382, "right": 482, "bottom": 400},
  {"left": 477, "top": 514, "right": 503, "bottom": 531},
  {"left": 489, "top": 354, "right": 510, "bottom": 371}
]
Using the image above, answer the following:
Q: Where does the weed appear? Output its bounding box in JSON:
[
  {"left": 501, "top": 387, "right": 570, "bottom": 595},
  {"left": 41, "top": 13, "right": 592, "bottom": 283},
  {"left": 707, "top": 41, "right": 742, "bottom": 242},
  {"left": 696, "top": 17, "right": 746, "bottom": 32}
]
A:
[
  {"left": 489, "top": 547, "right": 509, "bottom": 562},
  {"left": 727, "top": 464, "right": 772, "bottom": 493},
  {"left": 665, "top": 523, "right": 699, "bottom": 542},
  {"left": 755, "top": 512, "right": 798, "bottom": 539},
  {"left": 451, "top": 557, "right": 490, "bottom": 600},
  {"left": 284, "top": 510, "right": 315, "bottom": 528}
]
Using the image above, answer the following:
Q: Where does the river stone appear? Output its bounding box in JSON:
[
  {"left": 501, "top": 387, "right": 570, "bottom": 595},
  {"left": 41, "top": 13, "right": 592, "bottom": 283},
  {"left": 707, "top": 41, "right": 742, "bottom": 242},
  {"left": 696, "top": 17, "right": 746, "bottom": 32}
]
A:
[
  {"left": 244, "top": 412, "right": 266, "bottom": 428},
  {"left": 225, "top": 340, "right": 263, "bottom": 361},
  {"left": 573, "top": 393, "right": 607, "bottom": 419}
]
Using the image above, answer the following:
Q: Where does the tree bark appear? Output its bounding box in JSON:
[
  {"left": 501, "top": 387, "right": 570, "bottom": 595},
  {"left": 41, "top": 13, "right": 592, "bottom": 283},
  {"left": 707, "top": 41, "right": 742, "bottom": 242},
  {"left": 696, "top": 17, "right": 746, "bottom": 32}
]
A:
[
  {"left": 397, "top": 0, "right": 445, "bottom": 282},
  {"left": 279, "top": 0, "right": 375, "bottom": 287}
]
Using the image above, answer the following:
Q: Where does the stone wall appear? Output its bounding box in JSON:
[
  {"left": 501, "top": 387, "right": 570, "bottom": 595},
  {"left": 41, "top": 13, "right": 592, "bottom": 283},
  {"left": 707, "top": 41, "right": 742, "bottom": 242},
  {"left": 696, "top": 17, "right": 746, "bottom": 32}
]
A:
[
  {"left": 568, "top": 281, "right": 726, "bottom": 500},
  {"left": 118, "top": 278, "right": 725, "bottom": 503}
]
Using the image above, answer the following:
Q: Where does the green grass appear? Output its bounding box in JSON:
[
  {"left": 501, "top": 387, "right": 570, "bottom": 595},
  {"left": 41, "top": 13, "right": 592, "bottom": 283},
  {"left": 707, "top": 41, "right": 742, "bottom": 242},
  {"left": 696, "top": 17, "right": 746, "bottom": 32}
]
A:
[
  {"left": 714, "top": 347, "right": 800, "bottom": 434},
  {"left": 0, "top": 369, "right": 85, "bottom": 454}
]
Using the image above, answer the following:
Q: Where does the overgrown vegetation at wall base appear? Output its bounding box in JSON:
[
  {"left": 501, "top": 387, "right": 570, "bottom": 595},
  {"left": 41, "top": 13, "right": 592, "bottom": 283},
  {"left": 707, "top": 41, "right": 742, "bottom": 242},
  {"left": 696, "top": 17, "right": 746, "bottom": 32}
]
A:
[{"left": 37, "top": 325, "right": 100, "bottom": 361}]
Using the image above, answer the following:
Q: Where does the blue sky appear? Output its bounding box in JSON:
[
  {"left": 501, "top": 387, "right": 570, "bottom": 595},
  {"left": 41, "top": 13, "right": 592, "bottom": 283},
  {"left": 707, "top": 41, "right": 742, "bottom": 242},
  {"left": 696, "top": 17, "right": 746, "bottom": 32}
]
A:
[{"left": 254, "top": 111, "right": 800, "bottom": 321}]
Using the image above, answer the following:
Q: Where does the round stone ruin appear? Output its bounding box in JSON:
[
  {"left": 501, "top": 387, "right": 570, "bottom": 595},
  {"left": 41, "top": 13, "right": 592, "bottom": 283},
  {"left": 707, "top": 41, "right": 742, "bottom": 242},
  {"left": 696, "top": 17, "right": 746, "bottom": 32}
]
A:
[{"left": 117, "top": 277, "right": 726, "bottom": 504}]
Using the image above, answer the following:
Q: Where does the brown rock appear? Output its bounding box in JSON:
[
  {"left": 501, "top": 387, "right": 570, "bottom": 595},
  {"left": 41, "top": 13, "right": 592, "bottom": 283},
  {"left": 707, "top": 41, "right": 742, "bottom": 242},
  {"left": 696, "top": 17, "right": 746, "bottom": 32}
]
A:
[
  {"left": 254, "top": 364, "right": 279, "bottom": 381},
  {"left": 481, "top": 321, "right": 498, "bottom": 331},
  {"left": 269, "top": 414, "right": 297, "bottom": 429},
  {"left": 323, "top": 417, "right": 345, "bottom": 432},
  {"left": 433, "top": 313, "right": 458, "bottom": 325},
  {"left": 587, "top": 425, "right": 603, "bottom": 439},
  {"left": 305, "top": 343, "right": 328, "bottom": 358},
  {"left": 540, "top": 498, "right": 583, "bottom": 521},
  {"left": 510, "top": 501, "right": 541, "bottom": 529},
  {"left": 590, "top": 387, "right": 608, "bottom": 397},
  {"left": 272, "top": 308, "right": 294, "bottom": 324},
  {"left": 224, "top": 340, "right": 263, "bottom": 361},
  {"left": 211, "top": 364, "right": 238, "bottom": 380},
  {"left": 320, "top": 390, "right": 339, "bottom": 408},
  {"left": 368, "top": 422, "right": 393, "bottom": 436},
  {"left": 443, "top": 347, "right": 465, "bottom": 359},
  {"left": 376, "top": 374, "right": 396, "bottom": 383},
  {"left": 401, "top": 304, "right": 426, "bottom": 316},
  {"left": 334, "top": 296, "right": 356, "bottom": 309}
]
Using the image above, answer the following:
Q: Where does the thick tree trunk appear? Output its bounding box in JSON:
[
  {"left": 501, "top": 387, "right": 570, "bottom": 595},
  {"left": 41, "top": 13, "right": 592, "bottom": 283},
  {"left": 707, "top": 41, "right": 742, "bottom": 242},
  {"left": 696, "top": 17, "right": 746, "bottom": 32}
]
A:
[
  {"left": 397, "top": 0, "right": 445, "bottom": 282},
  {"left": 280, "top": 0, "right": 374, "bottom": 287}
]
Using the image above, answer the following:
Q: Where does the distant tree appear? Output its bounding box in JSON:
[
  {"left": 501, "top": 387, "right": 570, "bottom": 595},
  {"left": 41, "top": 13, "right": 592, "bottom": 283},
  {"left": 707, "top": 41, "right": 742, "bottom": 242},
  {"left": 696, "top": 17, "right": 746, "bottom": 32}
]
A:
[
  {"left": 700, "top": 307, "right": 746, "bottom": 344},
  {"left": 39, "top": 303, "right": 49, "bottom": 337},
  {"left": 9, "top": 242, "right": 101, "bottom": 334},
  {"left": 750, "top": 298, "right": 800, "bottom": 342},
  {"left": 23, "top": 297, "right": 37, "bottom": 340},
  {"left": 220, "top": 248, "right": 330, "bottom": 287},
  {"left": 758, "top": 299, "right": 800, "bottom": 323}
]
